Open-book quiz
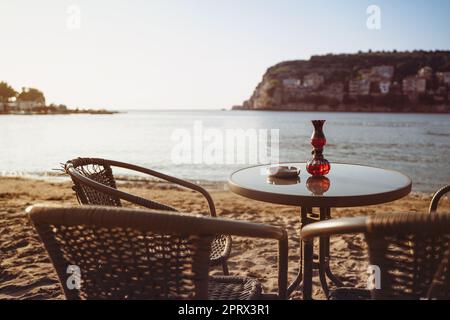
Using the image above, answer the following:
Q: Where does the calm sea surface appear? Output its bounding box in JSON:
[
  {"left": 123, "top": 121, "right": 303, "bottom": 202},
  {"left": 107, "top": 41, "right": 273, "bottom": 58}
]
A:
[{"left": 1, "top": 110, "right": 449, "bottom": 192}]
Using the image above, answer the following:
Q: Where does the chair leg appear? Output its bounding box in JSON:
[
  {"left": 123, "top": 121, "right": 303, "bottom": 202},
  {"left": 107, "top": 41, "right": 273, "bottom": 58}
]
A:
[{"left": 222, "top": 261, "right": 229, "bottom": 275}]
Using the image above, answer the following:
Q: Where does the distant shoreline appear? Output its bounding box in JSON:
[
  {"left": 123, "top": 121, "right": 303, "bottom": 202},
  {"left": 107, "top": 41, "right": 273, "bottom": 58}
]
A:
[
  {"left": 0, "top": 170, "right": 439, "bottom": 193},
  {"left": 0, "top": 174, "right": 436, "bottom": 196},
  {"left": 0, "top": 172, "right": 225, "bottom": 191},
  {"left": 0, "top": 109, "right": 120, "bottom": 115},
  {"left": 231, "top": 106, "right": 450, "bottom": 114},
  {"left": 231, "top": 105, "right": 450, "bottom": 114}
]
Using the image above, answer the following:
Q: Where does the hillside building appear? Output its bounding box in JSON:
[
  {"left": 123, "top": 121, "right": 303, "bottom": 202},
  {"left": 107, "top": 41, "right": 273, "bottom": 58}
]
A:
[
  {"left": 418, "top": 66, "right": 433, "bottom": 80},
  {"left": 282, "top": 78, "right": 302, "bottom": 88},
  {"left": 303, "top": 73, "right": 324, "bottom": 89},
  {"left": 349, "top": 79, "right": 370, "bottom": 96}
]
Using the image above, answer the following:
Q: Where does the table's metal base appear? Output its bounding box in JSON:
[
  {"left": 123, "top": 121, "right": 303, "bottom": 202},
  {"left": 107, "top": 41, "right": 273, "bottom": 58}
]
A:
[{"left": 287, "top": 207, "right": 344, "bottom": 300}]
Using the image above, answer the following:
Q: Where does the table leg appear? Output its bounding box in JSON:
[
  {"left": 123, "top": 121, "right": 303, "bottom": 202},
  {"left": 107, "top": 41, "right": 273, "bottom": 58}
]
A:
[
  {"left": 318, "top": 207, "right": 330, "bottom": 297},
  {"left": 292, "top": 206, "right": 344, "bottom": 299},
  {"left": 301, "top": 207, "right": 345, "bottom": 299},
  {"left": 287, "top": 207, "right": 307, "bottom": 296},
  {"left": 301, "top": 207, "right": 317, "bottom": 300},
  {"left": 321, "top": 207, "right": 345, "bottom": 288},
  {"left": 302, "top": 239, "right": 314, "bottom": 300}
]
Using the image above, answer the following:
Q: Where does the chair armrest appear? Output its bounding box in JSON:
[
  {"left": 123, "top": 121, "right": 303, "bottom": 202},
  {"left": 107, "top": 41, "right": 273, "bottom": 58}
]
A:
[
  {"left": 301, "top": 216, "right": 368, "bottom": 242},
  {"left": 106, "top": 160, "right": 217, "bottom": 216},
  {"left": 429, "top": 185, "right": 450, "bottom": 214}
]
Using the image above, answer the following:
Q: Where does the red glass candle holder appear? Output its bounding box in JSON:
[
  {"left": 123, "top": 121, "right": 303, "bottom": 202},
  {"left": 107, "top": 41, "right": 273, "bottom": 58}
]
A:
[{"left": 306, "top": 120, "right": 331, "bottom": 176}]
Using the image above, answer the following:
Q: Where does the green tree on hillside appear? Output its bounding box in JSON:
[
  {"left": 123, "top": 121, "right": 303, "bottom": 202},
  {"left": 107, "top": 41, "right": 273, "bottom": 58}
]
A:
[
  {"left": 17, "top": 87, "right": 45, "bottom": 103},
  {"left": 0, "top": 82, "right": 17, "bottom": 112}
]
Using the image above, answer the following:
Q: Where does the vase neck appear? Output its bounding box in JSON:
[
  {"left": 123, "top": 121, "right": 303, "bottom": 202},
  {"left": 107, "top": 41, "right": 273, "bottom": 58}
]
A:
[{"left": 312, "top": 120, "right": 325, "bottom": 131}]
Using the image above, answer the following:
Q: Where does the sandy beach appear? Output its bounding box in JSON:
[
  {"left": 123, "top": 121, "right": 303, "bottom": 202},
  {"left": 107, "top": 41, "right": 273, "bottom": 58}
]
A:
[{"left": 0, "top": 176, "right": 448, "bottom": 300}]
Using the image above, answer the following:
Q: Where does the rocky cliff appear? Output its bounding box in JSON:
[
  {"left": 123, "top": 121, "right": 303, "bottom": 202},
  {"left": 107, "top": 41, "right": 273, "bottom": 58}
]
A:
[{"left": 235, "top": 51, "right": 450, "bottom": 113}]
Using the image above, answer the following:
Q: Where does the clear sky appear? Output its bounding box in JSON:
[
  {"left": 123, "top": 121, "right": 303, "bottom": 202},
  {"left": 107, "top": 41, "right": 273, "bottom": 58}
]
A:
[{"left": 1, "top": 0, "right": 449, "bottom": 109}]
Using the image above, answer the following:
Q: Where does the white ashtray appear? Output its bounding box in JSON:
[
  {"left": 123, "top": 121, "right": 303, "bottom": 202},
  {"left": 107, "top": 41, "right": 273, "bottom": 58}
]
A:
[{"left": 266, "top": 166, "right": 300, "bottom": 179}]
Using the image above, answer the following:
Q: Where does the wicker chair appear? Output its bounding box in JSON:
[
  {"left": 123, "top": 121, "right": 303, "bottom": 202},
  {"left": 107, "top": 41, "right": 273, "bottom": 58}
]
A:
[
  {"left": 429, "top": 185, "right": 450, "bottom": 214},
  {"left": 426, "top": 248, "right": 450, "bottom": 299},
  {"left": 64, "top": 158, "right": 232, "bottom": 274},
  {"left": 28, "top": 205, "right": 288, "bottom": 300},
  {"left": 301, "top": 211, "right": 450, "bottom": 300}
]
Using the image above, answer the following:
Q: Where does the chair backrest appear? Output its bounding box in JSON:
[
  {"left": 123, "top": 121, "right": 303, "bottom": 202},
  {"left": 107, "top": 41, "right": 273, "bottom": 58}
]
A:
[
  {"left": 66, "top": 158, "right": 122, "bottom": 207},
  {"left": 28, "top": 205, "right": 214, "bottom": 300},
  {"left": 365, "top": 212, "right": 450, "bottom": 299},
  {"left": 28, "top": 205, "right": 288, "bottom": 300},
  {"left": 65, "top": 158, "right": 179, "bottom": 212}
]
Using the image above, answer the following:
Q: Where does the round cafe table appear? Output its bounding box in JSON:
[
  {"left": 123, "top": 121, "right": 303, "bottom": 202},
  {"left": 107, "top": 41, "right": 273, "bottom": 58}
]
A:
[{"left": 228, "top": 162, "right": 412, "bottom": 299}]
